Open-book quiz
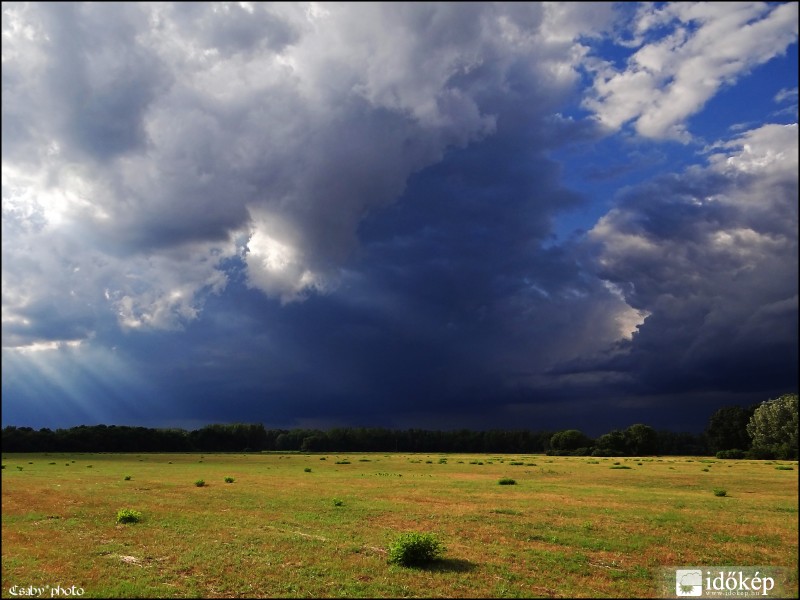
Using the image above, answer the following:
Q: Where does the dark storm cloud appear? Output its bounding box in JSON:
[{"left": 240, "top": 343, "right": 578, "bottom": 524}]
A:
[
  {"left": 582, "top": 124, "right": 798, "bottom": 397},
  {"left": 2, "top": 3, "right": 797, "bottom": 434},
  {"left": 104, "top": 125, "right": 637, "bottom": 430},
  {"left": 4, "top": 2, "right": 610, "bottom": 343}
]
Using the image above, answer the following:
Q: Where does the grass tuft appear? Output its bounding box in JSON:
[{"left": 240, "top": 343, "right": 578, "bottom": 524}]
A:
[
  {"left": 195, "top": 479, "right": 206, "bottom": 487},
  {"left": 116, "top": 508, "right": 142, "bottom": 524},
  {"left": 387, "top": 532, "right": 445, "bottom": 567},
  {"left": 713, "top": 489, "right": 727, "bottom": 497},
  {"left": 498, "top": 478, "right": 517, "bottom": 485}
]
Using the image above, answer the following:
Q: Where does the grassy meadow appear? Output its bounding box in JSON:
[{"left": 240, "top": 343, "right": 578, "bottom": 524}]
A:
[{"left": 2, "top": 452, "right": 797, "bottom": 598}]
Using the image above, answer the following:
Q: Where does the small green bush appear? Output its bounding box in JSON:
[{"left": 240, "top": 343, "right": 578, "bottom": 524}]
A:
[
  {"left": 387, "top": 532, "right": 445, "bottom": 566},
  {"left": 498, "top": 478, "right": 517, "bottom": 485},
  {"left": 332, "top": 498, "right": 344, "bottom": 507},
  {"left": 713, "top": 489, "right": 727, "bottom": 497},
  {"left": 775, "top": 465, "right": 794, "bottom": 470},
  {"left": 610, "top": 465, "right": 631, "bottom": 469},
  {"left": 716, "top": 449, "right": 746, "bottom": 460},
  {"left": 716, "top": 448, "right": 747, "bottom": 460},
  {"left": 335, "top": 460, "right": 350, "bottom": 465},
  {"left": 116, "top": 508, "right": 142, "bottom": 524},
  {"left": 304, "top": 467, "right": 312, "bottom": 473},
  {"left": 224, "top": 477, "right": 235, "bottom": 483},
  {"left": 701, "top": 468, "right": 709, "bottom": 472},
  {"left": 124, "top": 475, "right": 132, "bottom": 481},
  {"left": 195, "top": 479, "right": 206, "bottom": 487}
]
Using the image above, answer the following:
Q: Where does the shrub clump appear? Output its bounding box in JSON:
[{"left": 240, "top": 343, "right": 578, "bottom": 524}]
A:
[
  {"left": 387, "top": 532, "right": 445, "bottom": 567},
  {"left": 304, "top": 467, "right": 312, "bottom": 473},
  {"left": 332, "top": 498, "right": 344, "bottom": 507},
  {"left": 195, "top": 479, "right": 206, "bottom": 487},
  {"left": 498, "top": 478, "right": 517, "bottom": 485},
  {"left": 610, "top": 465, "right": 632, "bottom": 469},
  {"left": 116, "top": 508, "right": 142, "bottom": 524},
  {"left": 716, "top": 449, "right": 746, "bottom": 460},
  {"left": 224, "top": 476, "right": 235, "bottom": 483},
  {"left": 713, "top": 489, "right": 727, "bottom": 497},
  {"left": 124, "top": 475, "right": 132, "bottom": 481},
  {"left": 775, "top": 465, "right": 794, "bottom": 470}
]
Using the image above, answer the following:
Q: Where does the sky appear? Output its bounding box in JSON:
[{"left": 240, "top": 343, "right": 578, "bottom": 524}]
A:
[{"left": 2, "top": 2, "right": 798, "bottom": 436}]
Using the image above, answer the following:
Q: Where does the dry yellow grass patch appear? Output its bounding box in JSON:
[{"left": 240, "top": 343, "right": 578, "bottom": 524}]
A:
[{"left": 2, "top": 452, "right": 796, "bottom": 598}]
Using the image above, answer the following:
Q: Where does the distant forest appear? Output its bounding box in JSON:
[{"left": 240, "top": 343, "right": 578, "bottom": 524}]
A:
[{"left": 1, "top": 423, "right": 711, "bottom": 456}]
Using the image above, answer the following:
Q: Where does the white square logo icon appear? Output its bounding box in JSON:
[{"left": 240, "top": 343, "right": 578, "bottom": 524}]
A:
[{"left": 676, "top": 570, "right": 703, "bottom": 596}]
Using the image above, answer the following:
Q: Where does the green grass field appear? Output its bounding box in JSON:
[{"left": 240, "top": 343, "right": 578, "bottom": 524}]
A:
[{"left": 2, "top": 453, "right": 797, "bottom": 598}]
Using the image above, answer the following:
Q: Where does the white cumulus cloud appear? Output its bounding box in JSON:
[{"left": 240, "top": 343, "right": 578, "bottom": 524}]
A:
[{"left": 583, "top": 2, "right": 798, "bottom": 140}]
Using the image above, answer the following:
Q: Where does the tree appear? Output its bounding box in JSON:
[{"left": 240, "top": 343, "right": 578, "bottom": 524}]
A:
[
  {"left": 274, "top": 433, "right": 293, "bottom": 451},
  {"left": 594, "top": 430, "right": 627, "bottom": 456},
  {"left": 549, "top": 429, "right": 592, "bottom": 453},
  {"left": 706, "top": 405, "right": 757, "bottom": 453},
  {"left": 301, "top": 435, "right": 324, "bottom": 452},
  {"left": 623, "top": 424, "right": 658, "bottom": 455},
  {"left": 746, "top": 393, "right": 798, "bottom": 459}
]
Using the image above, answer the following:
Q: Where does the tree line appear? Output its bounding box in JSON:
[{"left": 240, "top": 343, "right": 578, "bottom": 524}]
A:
[
  {"left": 0, "top": 422, "right": 701, "bottom": 455},
  {"left": 2, "top": 394, "right": 795, "bottom": 458}
]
